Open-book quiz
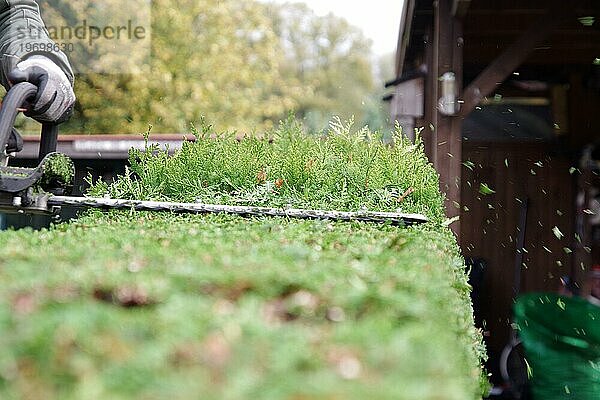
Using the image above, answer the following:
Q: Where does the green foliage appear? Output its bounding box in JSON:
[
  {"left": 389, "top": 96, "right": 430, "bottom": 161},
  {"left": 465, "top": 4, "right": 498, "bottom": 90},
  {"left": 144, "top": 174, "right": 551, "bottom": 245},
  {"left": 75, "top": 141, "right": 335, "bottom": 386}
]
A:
[
  {"left": 22, "top": 1, "right": 386, "bottom": 134},
  {"left": 0, "top": 211, "right": 485, "bottom": 399},
  {"left": 40, "top": 153, "right": 75, "bottom": 189},
  {"left": 478, "top": 183, "right": 496, "bottom": 195},
  {"left": 88, "top": 117, "right": 446, "bottom": 222},
  {"left": 27, "top": 0, "right": 305, "bottom": 134},
  {"left": 0, "top": 121, "right": 487, "bottom": 398}
]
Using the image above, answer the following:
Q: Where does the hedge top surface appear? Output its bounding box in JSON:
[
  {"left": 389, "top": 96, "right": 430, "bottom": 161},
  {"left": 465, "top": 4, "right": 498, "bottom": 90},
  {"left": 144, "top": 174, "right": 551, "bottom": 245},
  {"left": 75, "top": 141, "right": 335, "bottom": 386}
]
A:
[
  {"left": 0, "top": 212, "right": 485, "bottom": 400},
  {"left": 0, "top": 119, "right": 486, "bottom": 399},
  {"left": 88, "top": 117, "right": 446, "bottom": 223}
]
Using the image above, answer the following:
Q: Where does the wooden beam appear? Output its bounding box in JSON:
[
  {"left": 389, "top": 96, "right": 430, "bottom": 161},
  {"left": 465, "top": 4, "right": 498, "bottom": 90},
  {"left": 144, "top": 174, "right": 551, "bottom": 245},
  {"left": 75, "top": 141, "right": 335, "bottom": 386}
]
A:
[
  {"left": 395, "top": 0, "right": 416, "bottom": 77},
  {"left": 430, "top": 0, "right": 463, "bottom": 237},
  {"left": 449, "top": 20, "right": 463, "bottom": 241},
  {"left": 422, "top": 25, "right": 435, "bottom": 163},
  {"left": 460, "top": 9, "right": 566, "bottom": 116},
  {"left": 465, "top": 46, "right": 600, "bottom": 66}
]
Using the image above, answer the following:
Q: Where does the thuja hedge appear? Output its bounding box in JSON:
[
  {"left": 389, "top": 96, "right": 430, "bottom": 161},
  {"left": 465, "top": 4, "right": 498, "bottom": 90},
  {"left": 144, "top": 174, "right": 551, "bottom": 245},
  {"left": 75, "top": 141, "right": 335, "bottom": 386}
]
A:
[{"left": 0, "top": 118, "right": 487, "bottom": 399}]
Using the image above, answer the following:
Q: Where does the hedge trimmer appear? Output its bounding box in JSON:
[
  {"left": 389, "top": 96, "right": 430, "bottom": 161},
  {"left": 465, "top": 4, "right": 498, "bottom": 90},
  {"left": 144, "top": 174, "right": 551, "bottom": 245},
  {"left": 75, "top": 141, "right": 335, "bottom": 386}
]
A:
[
  {"left": 0, "top": 81, "right": 73, "bottom": 214},
  {"left": 0, "top": 83, "right": 428, "bottom": 226}
]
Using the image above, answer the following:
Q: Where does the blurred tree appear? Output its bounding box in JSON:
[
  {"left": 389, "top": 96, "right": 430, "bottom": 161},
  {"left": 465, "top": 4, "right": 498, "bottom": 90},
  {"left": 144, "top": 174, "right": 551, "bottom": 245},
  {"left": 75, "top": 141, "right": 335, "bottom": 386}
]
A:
[
  {"left": 32, "top": 0, "right": 305, "bottom": 133},
  {"left": 269, "top": 2, "right": 382, "bottom": 131},
  {"left": 141, "top": 0, "right": 307, "bottom": 133},
  {"left": 21, "top": 1, "right": 383, "bottom": 134}
]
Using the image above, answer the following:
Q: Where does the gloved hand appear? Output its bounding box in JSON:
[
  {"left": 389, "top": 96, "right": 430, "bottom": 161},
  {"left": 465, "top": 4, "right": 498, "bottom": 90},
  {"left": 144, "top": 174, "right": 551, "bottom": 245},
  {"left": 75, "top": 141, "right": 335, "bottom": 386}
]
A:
[{"left": 8, "top": 55, "right": 75, "bottom": 123}]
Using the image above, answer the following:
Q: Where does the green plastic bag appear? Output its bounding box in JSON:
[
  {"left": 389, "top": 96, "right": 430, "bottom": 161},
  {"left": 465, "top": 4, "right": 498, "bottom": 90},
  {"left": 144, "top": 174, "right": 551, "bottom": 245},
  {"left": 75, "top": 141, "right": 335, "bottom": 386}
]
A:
[{"left": 514, "top": 293, "right": 600, "bottom": 399}]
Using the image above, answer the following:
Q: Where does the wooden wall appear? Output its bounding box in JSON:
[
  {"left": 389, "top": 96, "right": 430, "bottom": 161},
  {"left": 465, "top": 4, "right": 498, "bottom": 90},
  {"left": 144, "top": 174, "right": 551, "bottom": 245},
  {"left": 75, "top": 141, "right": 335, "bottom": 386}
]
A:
[
  {"left": 568, "top": 72, "right": 600, "bottom": 148},
  {"left": 460, "top": 141, "right": 575, "bottom": 367}
]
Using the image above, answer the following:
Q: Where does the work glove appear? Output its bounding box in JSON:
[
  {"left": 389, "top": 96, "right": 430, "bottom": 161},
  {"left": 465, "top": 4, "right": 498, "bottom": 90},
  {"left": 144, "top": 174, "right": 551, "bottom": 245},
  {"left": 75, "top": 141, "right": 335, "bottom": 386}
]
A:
[{"left": 8, "top": 55, "right": 75, "bottom": 124}]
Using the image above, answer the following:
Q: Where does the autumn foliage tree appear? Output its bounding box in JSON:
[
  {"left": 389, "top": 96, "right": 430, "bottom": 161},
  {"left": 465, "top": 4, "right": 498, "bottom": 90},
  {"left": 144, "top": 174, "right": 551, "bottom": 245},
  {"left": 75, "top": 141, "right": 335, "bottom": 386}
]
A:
[{"left": 28, "top": 0, "right": 381, "bottom": 134}]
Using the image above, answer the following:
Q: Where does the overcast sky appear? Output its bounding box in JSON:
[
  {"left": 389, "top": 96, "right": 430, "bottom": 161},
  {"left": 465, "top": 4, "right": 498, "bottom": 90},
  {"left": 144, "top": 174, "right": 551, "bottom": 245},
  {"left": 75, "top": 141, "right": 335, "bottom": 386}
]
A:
[{"left": 264, "top": 0, "right": 404, "bottom": 56}]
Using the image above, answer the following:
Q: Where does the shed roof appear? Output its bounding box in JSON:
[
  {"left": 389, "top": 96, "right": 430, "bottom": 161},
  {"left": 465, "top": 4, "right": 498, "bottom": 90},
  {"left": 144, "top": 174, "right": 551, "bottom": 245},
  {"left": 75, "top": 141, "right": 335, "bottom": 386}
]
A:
[{"left": 395, "top": 0, "right": 600, "bottom": 79}]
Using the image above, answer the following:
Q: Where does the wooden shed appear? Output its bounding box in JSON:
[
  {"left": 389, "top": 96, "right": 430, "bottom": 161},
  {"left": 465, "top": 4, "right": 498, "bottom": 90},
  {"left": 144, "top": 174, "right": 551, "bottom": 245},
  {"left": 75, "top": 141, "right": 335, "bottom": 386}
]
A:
[{"left": 388, "top": 0, "right": 600, "bottom": 384}]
